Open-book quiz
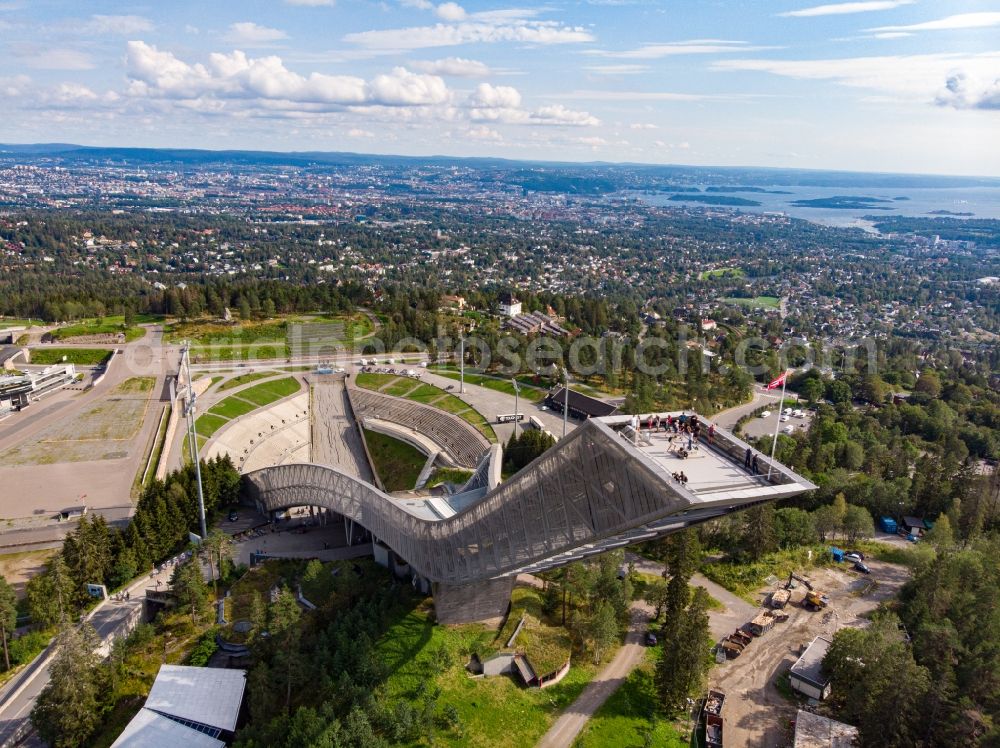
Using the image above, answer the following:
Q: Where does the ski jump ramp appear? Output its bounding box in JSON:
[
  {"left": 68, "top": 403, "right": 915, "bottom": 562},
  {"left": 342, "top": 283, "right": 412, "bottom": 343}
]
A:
[{"left": 243, "top": 414, "right": 815, "bottom": 623}]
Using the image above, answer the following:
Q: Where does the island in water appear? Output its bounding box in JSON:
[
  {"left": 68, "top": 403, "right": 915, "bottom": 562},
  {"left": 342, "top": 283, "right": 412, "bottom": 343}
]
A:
[
  {"left": 668, "top": 194, "right": 762, "bottom": 207},
  {"left": 706, "top": 185, "right": 793, "bottom": 194},
  {"left": 928, "top": 210, "right": 974, "bottom": 217},
  {"left": 789, "top": 195, "right": 895, "bottom": 210}
]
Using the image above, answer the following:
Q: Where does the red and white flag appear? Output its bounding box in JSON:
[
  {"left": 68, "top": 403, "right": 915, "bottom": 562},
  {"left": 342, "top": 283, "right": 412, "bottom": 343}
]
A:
[{"left": 766, "top": 371, "right": 788, "bottom": 390}]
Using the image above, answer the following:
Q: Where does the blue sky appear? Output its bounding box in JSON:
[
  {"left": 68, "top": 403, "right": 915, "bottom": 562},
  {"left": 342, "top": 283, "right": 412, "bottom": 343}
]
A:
[{"left": 1, "top": 1, "right": 998, "bottom": 175}]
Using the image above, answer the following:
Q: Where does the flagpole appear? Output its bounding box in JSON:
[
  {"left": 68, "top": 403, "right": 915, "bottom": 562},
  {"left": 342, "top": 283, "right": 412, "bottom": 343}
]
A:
[{"left": 767, "top": 370, "right": 787, "bottom": 480}]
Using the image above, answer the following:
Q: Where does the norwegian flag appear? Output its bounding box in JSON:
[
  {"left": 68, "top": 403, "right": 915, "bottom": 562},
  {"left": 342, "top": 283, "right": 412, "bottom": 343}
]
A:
[{"left": 766, "top": 371, "right": 788, "bottom": 390}]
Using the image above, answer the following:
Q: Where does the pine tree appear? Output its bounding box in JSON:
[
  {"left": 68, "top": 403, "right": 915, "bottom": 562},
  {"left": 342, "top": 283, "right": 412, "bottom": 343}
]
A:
[
  {"left": 31, "top": 624, "right": 102, "bottom": 748},
  {"left": 26, "top": 556, "right": 76, "bottom": 628},
  {"left": 171, "top": 559, "right": 210, "bottom": 624},
  {"left": 656, "top": 587, "right": 712, "bottom": 715},
  {"left": 0, "top": 576, "right": 16, "bottom": 670}
]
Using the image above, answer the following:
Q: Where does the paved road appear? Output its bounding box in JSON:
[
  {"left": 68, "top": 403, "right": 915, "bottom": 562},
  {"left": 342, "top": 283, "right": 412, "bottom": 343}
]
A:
[
  {"left": 712, "top": 386, "right": 789, "bottom": 431},
  {"left": 537, "top": 601, "right": 653, "bottom": 748},
  {"left": 0, "top": 569, "right": 159, "bottom": 747},
  {"left": 626, "top": 553, "right": 757, "bottom": 641}
]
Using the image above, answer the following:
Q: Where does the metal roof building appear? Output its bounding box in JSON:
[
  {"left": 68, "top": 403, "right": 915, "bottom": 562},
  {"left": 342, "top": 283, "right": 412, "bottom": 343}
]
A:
[
  {"left": 111, "top": 665, "right": 246, "bottom": 747},
  {"left": 790, "top": 636, "right": 833, "bottom": 700},
  {"left": 245, "top": 413, "right": 816, "bottom": 623}
]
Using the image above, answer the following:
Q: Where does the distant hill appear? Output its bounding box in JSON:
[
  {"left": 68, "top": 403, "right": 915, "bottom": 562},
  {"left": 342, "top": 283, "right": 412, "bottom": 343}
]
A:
[{"left": 1, "top": 143, "right": 999, "bottom": 189}]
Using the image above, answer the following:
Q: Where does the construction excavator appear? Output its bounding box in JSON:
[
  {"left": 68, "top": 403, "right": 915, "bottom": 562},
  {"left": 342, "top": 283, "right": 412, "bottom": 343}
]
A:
[{"left": 785, "top": 572, "right": 829, "bottom": 611}]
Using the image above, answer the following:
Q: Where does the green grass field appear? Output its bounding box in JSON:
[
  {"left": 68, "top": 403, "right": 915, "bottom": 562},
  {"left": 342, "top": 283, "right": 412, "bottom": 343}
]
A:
[
  {"left": 430, "top": 368, "right": 547, "bottom": 402},
  {"left": 698, "top": 267, "right": 745, "bottom": 281},
  {"left": 0, "top": 318, "right": 36, "bottom": 329},
  {"left": 362, "top": 428, "right": 427, "bottom": 491},
  {"left": 50, "top": 320, "right": 145, "bottom": 342},
  {"left": 206, "top": 397, "right": 257, "bottom": 421},
  {"left": 355, "top": 372, "right": 402, "bottom": 390},
  {"left": 237, "top": 377, "right": 300, "bottom": 406},
  {"left": 190, "top": 343, "right": 290, "bottom": 362},
  {"left": 720, "top": 295, "right": 781, "bottom": 310},
  {"left": 217, "top": 372, "right": 274, "bottom": 391},
  {"left": 193, "top": 377, "right": 300, "bottom": 445},
  {"left": 29, "top": 348, "right": 112, "bottom": 366},
  {"left": 194, "top": 413, "right": 230, "bottom": 439}
]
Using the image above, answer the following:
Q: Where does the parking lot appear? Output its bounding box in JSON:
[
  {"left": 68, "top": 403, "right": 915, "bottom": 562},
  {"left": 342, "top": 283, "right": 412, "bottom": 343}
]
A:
[{"left": 740, "top": 406, "right": 814, "bottom": 441}]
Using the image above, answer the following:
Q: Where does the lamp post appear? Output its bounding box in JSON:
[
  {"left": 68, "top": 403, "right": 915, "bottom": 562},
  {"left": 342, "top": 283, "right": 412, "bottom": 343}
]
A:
[
  {"left": 512, "top": 378, "right": 520, "bottom": 439},
  {"left": 459, "top": 329, "right": 465, "bottom": 394},
  {"left": 562, "top": 368, "right": 570, "bottom": 439},
  {"left": 181, "top": 342, "right": 208, "bottom": 540}
]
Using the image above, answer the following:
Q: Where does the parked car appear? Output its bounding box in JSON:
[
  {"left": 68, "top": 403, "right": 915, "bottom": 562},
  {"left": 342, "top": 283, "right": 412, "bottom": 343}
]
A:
[
  {"left": 854, "top": 561, "right": 871, "bottom": 574},
  {"left": 845, "top": 552, "right": 863, "bottom": 562},
  {"left": 780, "top": 415, "right": 790, "bottom": 422},
  {"left": 760, "top": 410, "right": 772, "bottom": 418},
  {"left": 645, "top": 632, "right": 658, "bottom": 646}
]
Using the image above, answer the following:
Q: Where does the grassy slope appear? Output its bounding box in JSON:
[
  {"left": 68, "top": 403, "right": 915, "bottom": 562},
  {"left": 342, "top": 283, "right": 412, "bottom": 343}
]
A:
[
  {"left": 377, "top": 599, "right": 601, "bottom": 748},
  {"left": 362, "top": 428, "right": 427, "bottom": 491},
  {"left": 29, "top": 348, "right": 112, "bottom": 366},
  {"left": 573, "top": 649, "right": 687, "bottom": 748},
  {"left": 355, "top": 374, "right": 497, "bottom": 443}
]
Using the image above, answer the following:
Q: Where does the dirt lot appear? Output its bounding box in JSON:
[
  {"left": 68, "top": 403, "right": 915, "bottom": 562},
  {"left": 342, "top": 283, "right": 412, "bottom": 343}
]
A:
[
  {"left": 709, "top": 559, "right": 910, "bottom": 747},
  {"left": 0, "top": 548, "right": 56, "bottom": 597}
]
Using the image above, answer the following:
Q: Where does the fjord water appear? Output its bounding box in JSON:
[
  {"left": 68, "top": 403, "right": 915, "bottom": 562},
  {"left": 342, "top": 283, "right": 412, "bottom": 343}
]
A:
[{"left": 635, "top": 185, "right": 1000, "bottom": 228}]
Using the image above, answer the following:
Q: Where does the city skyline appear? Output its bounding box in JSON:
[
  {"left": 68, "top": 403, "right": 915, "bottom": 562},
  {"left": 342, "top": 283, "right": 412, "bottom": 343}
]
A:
[{"left": 0, "top": 1, "right": 999, "bottom": 176}]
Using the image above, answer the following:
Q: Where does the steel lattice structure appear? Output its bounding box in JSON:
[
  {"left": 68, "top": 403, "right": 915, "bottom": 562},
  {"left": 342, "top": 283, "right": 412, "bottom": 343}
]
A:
[{"left": 243, "top": 416, "right": 815, "bottom": 622}]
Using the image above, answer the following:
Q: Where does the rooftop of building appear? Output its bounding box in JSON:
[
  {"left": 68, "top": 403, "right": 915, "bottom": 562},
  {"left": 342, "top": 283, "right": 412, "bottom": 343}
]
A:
[
  {"left": 790, "top": 636, "right": 833, "bottom": 689},
  {"left": 793, "top": 710, "right": 859, "bottom": 748}
]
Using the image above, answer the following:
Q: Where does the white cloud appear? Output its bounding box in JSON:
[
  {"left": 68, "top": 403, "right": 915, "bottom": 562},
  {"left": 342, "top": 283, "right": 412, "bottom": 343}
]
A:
[
  {"left": 466, "top": 83, "right": 598, "bottom": 126},
  {"left": 344, "top": 15, "right": 594, "bottom": 50},
  {"left": 779, "top": 1, "right": 915, "bottom": 18},
  {"left": 584, "top": 64, "right": 649, "bottom": 75},
  {"left": 83, "top": 14, "right": 154, "bottom": 34},
  {"left": 531, "top": 104, "right": 600, "bottom": 126},
  {"left": 435, "top": 2, "right": 466, "bottom": 21},
  {"left": 125, "top": 42, "right": 448, "bottom": 107},
  {"left": 714, "top": 51, "right": 1000, "bottom": 110},
  {"left": 11, "top": 45, "right": 94, "bottom": 70},
  {"left": 553, "top": 89, "right": 715, "bottom": 101},
  {"left": 470, "top": 82, "right": 521, "bottom": 108},
  {"left": 286, "top": 0, "right": 335, "bottom": 5},
  {"left": 466, "top": 124, "right": 502, "bottom": 140},
  {"left": 937, "top": 72, "right": 1000, "bottom": 110},
  {"left": 368, "top": 66, "right": 450, "bottom": 104},
  {"left": 410, "top": 56, "right": 490, "bottom": 77},
  {"left": 347, "top": 127, "right": 375, "bottom": 137},
  {"left": 224, "top": 22, "right": 289, "bottom": 47},
  {"left": 588, "top": 40, "right": 778, "bottom": 60},
  {"left": 869, "top": 12, "right": 1000, "bottom": 33},
  {"left": 574, "top": 135, "right": 607, "bottom": 146},
  {"left": 872, "top": 31, "right": 912, "bottom": 39},
  {"left": 629, "top": 122, "right": 658, "bottom": 129},
  {"left": 0, "top": 74, "right": 29, "bottom": 97}
]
